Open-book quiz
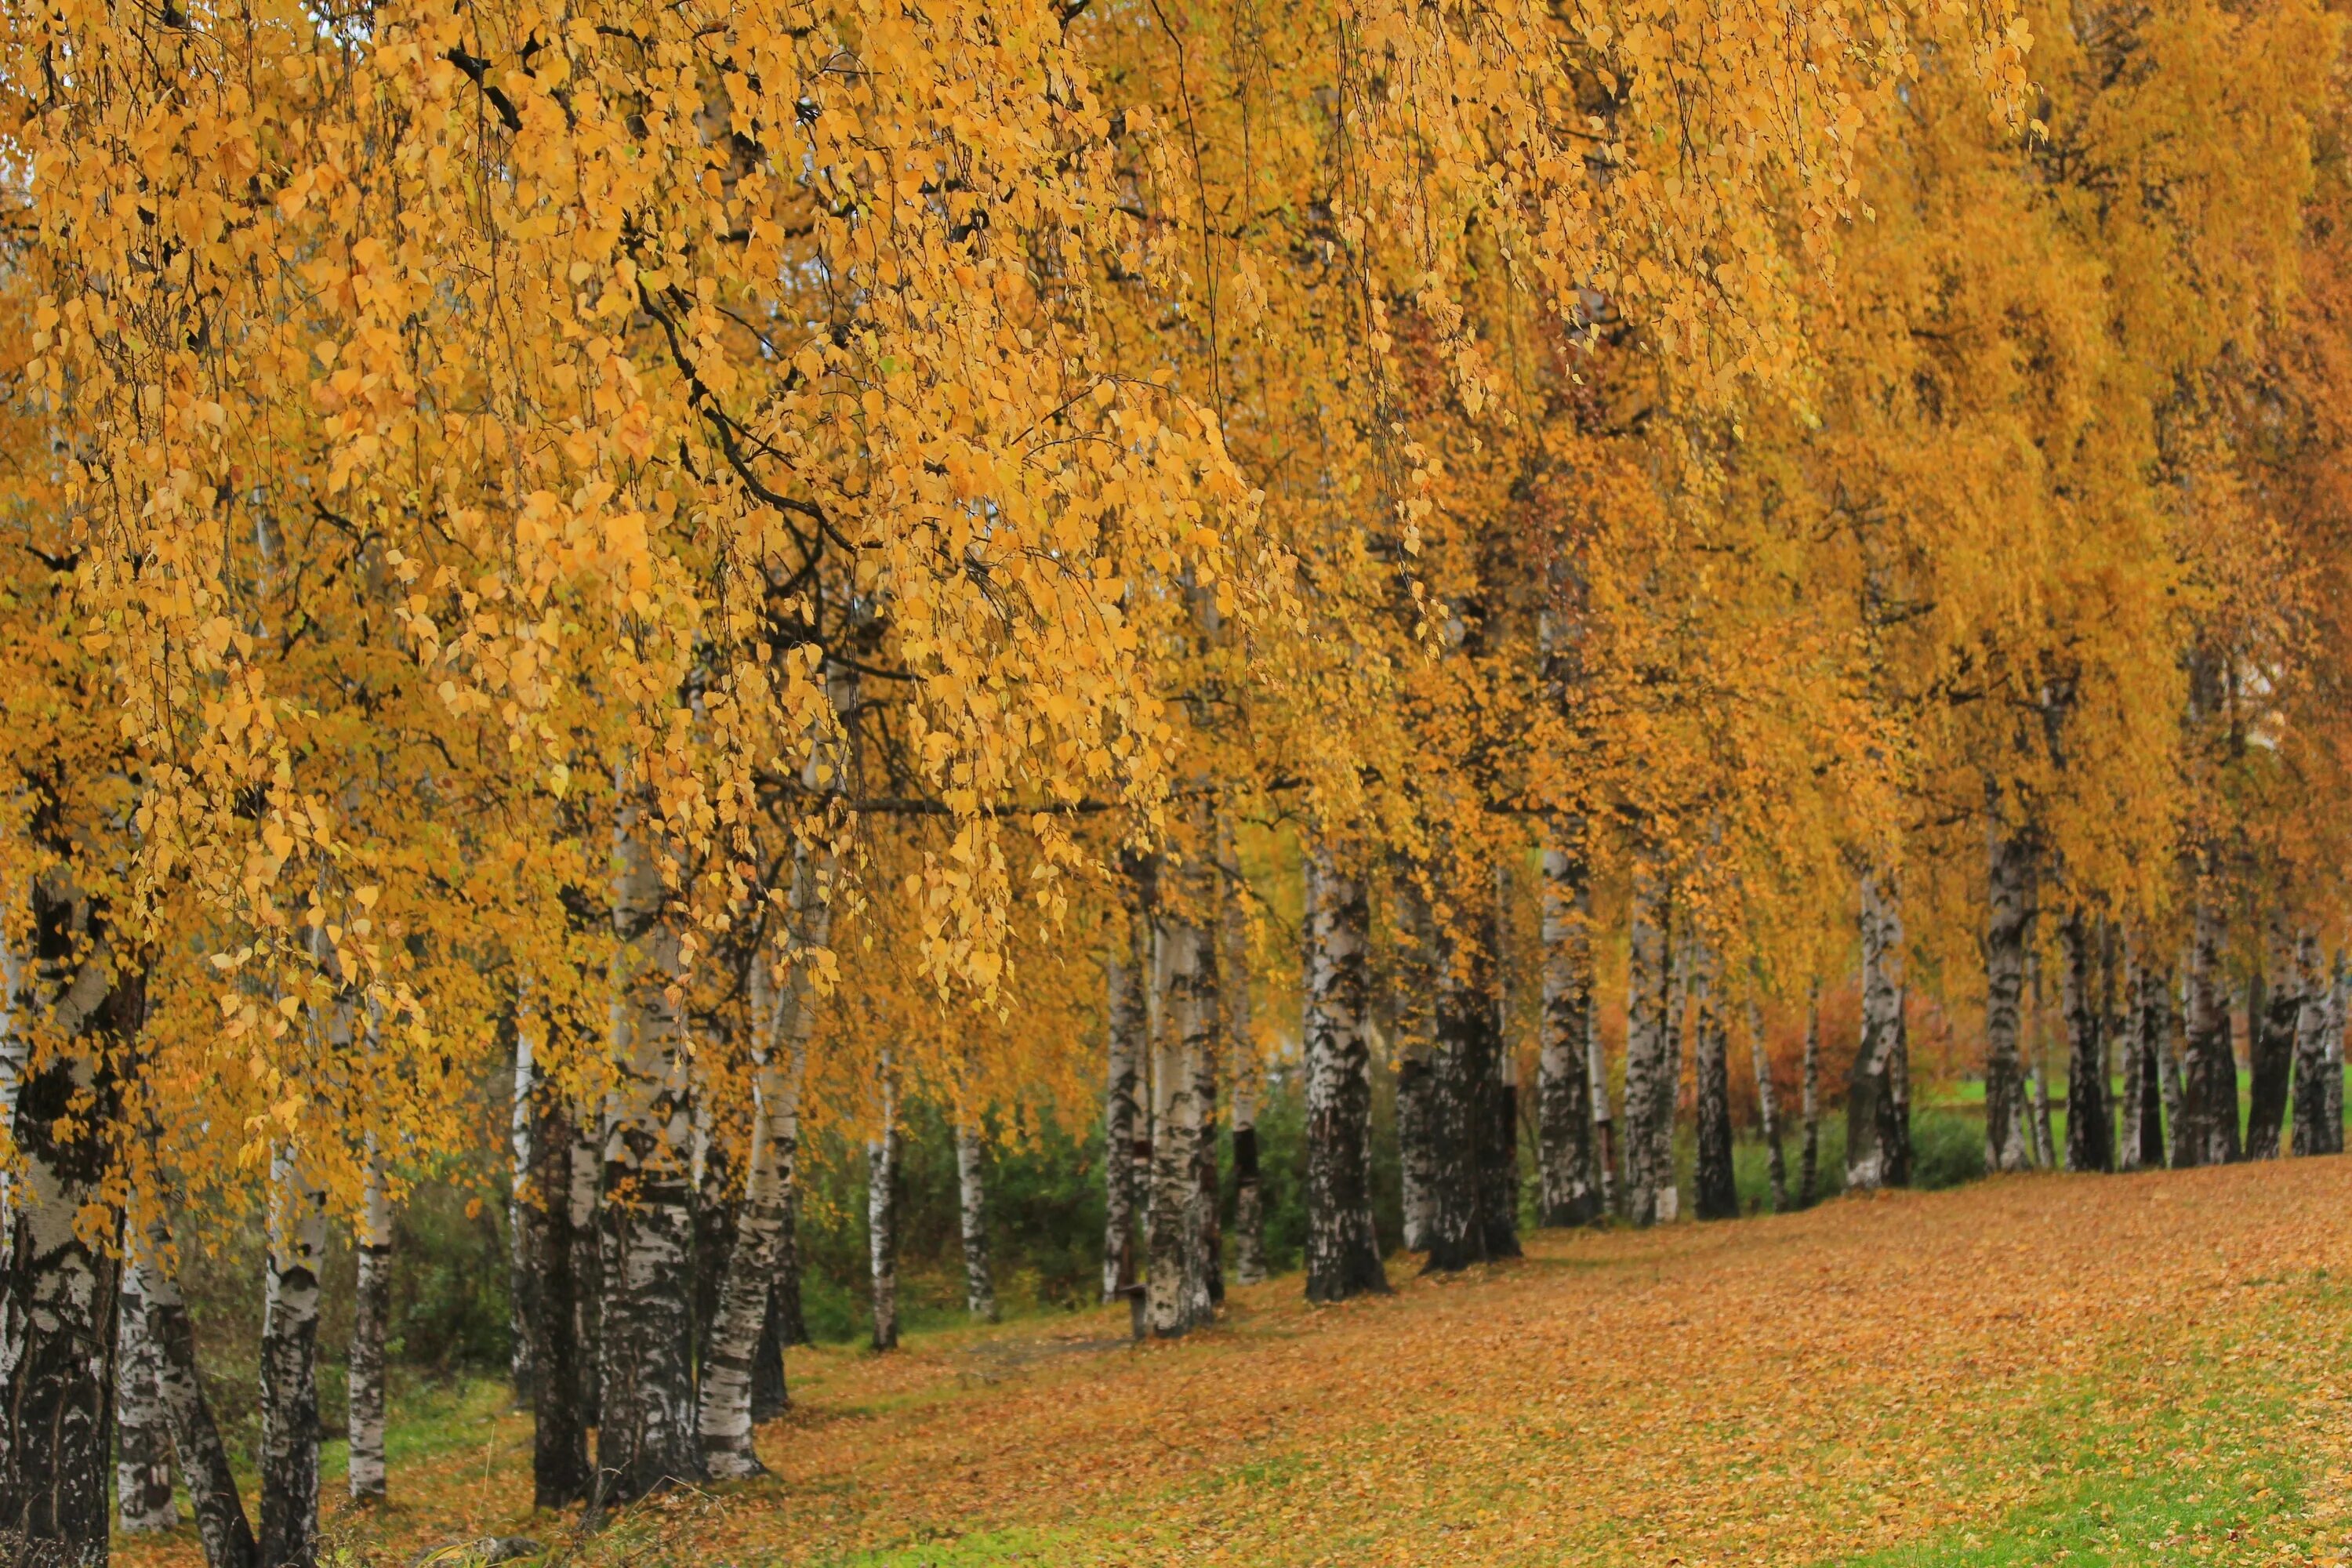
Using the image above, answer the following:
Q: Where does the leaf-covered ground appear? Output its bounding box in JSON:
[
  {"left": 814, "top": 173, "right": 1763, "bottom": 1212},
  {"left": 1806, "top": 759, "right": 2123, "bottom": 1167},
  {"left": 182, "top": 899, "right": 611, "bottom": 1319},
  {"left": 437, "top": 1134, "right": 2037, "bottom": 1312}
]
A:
[{"left": 124, "top": 1159, "right": 2352, "bottom": 1566}]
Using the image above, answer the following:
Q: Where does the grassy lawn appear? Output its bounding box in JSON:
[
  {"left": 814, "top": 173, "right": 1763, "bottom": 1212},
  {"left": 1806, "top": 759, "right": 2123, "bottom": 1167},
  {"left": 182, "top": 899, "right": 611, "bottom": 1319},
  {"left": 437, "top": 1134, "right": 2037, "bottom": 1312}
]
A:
[{"left": 120, "top": 1159, "right": 2352, "bottom": 1568}]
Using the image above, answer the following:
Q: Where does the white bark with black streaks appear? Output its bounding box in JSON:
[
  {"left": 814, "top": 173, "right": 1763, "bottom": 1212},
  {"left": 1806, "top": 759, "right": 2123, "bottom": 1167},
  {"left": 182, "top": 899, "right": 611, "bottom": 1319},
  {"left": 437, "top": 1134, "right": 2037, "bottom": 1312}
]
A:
[
  {"left": 348, "top": 1145, "right": 392, "bottom": 1504},
  {"left": 956, "top": 1120, "right": 996, "bottom": 1319},
  {"left": 1301, "top": 845, "right": 1385, "bottom": 1301},
  {"left": 115, "top": 1247, "right": 177, "bottom": 1532},
  {"left": 259, "top": 1141, "right": 327, "bottom": 1568}
]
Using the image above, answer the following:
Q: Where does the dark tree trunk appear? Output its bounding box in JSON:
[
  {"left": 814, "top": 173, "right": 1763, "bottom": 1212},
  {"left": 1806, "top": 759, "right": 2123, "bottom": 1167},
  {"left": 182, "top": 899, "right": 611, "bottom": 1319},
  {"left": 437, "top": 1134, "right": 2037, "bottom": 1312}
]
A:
[
  {"left": 568, "top": 1110, "right": 604, "bottom": 1429},
  {"left": 2179, "top": 894, "right": 2241, "bottom": 1167},
  {"left": 1536, "top": 825, "right": 1600, "bottom": 1225},
  {"left": 1620, "top": 859, "right": 1675, "bottom": 1225},
  {"left": 1301, "top": 844, "right": 1387, "bottom": 1301},
  {"left": 1428, "top": 875, "right": 1516, "bottom": 1269},
  {"left": 1392, "top": 871, "right": 1439, "bottom": 1250},
  {"left": 1797, "top": 986, "right": 1821, "bottom": 1207},
  {"left": 2062, "top": 914, "right": 2112, "bottom": 1174},
  {"left": 1983, "top": 809, "right": 2036, "bottom": 1173},
  {"left": 2133, "top": 956, "right": 2170, "bottom": 1170},
  {"left": 1102, "top": 878, "right": 1149, "bottom": 1305},
  {"left": 2245, "top": 917, "right": 2297, "bottom": 1160},
  {"left": 1587, "top": 1006, "right": 1617, "bottom": 1216},
  {"left": 531, "top": 1098, "right": 590, "bottom": 1508},
  {"left": 2292, "top": 931, "right": 2333, "bottom": 1157},
  {"left": 691, "top": 1105, "right": 737, "bottom": 1372},
  {"left": 0, "top": 873, "right": 135, "bottom": 1568},
  {"left": 136, "top": 1223, "right": 256, "bottom": 1568},
  {"left": 1691, "top": 945, "right": 1737, "bottom": 1221}
]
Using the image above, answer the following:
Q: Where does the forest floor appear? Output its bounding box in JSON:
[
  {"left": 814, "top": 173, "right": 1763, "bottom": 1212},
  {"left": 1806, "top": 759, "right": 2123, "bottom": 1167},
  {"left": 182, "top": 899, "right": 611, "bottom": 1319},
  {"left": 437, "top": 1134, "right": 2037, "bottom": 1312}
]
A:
[{"left": 122, "top": 1156, "right": 2352, "bottom": 1567}]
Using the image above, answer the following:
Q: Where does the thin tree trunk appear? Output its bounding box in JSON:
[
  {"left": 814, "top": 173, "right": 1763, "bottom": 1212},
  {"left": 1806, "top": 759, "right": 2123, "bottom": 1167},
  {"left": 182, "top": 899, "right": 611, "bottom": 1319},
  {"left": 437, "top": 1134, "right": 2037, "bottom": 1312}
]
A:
[
  {"left": 1189, "top": 831, "right": 1225, "bottom": 1316},
  {"left": 1798, "top": 985, "right": 1821, "bottom": 1207},
  {"left": 1748, "top": 1001, "right": 1788, "bottom": 1213},
  {"left": 2026, "top": 946, "right": 2056, "bottom": 1170},
  {"left": 2163, "top": 959, "right": 2191, "bottom": 1169},
  {"left": 867, "top": 1054, "right": 901, "bottom": 1352},
  {"left": 1392, "top": 870, "right": 1439, "bottom": 1252},
  {"left": 2119, "top": 951, "right": 2146, "bottom": 1171},
  {"left": 1983, "top": 810, "right": 2036, "bottom": 1173},
  {"left": 347, "top": 1146, "right": 392, "bottom": 1506},
  {"left": 1102, "top": 878, "right": 1149, "bottom": 1305},
  {"left": 2246, "top": 914, "right": 2298, "bottom": 1160},
  {"left": 1146, "top": 905, "right": 1207, "bottom": 1334},
  {"left": 1301, "top": 843, "right": 1387, "bottom": 1301},
  {"left": 2328, "top": 956, "right": 2347, "bottom": 1154},
  {"left": 1620, "top": 858, "right": 1674, "bottom": 1226},
  {"left": 595, "top": 801, "right": 703, "bottom": 1505},
  {"left": 2062, "top": 913, "right": 2112, "bottom": 1173},
  {"left": 0, "top": 871, "right": 133, "bottom": 1567},
  {"left": 508, "top": 1002, "right": 539, "bottom": 1406},
  {"left": 1661, "top": 926, "right": 1687, "bottom": 1222},
  {"left": 1220, "top": 835, "right": 1266, "bottom": 1286},
  {"left": 2130, "top": 951, "right": 2169, "bottom": 1169},
  {"left": 1587, "top": 1004, "right": 1617, "bottom": 1217},
  {"left": 1691, "top": 941, "right": 1737, "bottom": 1220},
  {"left": 115, "top": 1243, "right": 176, "bottom": 1533},
  {"left": 532, "top": 1094, "right": 590, "bottom": 1508},
  {"left": 1846, "top": 866, "right": 1905, "bottom": 1191},
  {"left": 258, "top": 1142, "right": 327, "bottom": 1568},
  {"left": 2291, "top": 931, "right": 2330, "bottom": 1157},
  {"left": 568, "top": 1105, "right": 604, "bottom": 1429},
  {"left": 956, "top": 1120, "right": 996, "bottom": 1320},
  {"left": 1537, "top": 824, "right": 1600, "bottom": 1225},
  {"left": 136, "top": 1221, "right": 256, "bottom": 1568},
  {"left": 2180, "top": 890, "right": 2241, "bottom": 1166},
  {"left": 701, "top": 909, "right": 825, "bottom": 1476},
  {"left": 1476, "top": 869, "right": 1520, "bottom": 1259}
]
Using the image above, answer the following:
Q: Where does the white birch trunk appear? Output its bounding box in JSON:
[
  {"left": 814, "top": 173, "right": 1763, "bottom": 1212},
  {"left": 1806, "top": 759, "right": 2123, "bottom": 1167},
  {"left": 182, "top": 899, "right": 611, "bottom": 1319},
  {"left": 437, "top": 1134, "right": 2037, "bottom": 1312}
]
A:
[
  {"left": 136, "top": 1218, "right": 257, "bottom": 1568},
  {"left": 1586, "top": 1004, "right": 1616, "bottom": 1216},
  {"left": 597, "top": 797, "right": 702, "bottom": 1502},
  {"left": 115, "top": 1243, "right": 177, "bottom": 1532},
  {"left": 956, "top": 1120, "right": 996, "bottom": 1319},
  {"left": 1537, "top": 829, "right": 1599, "bottom": 1225},
  {"left": 1846, "top": 866, "right": 1905, "bottom": 1192},
  {"left": 508, "top": 993, "right": 538, "bottom": 1404},
  {"left": 1748, "top": 1000, "right": 1788, "bottom": 1214},
  {"left": 1798, "top": 986, "right": 1822, "bottom": 1207},
  {"left": 699, "top": 882, "right": 826, "bottom": 1476},
  {"left": 867, "top": 1050, "right": 901, "bottom": 1351},
  {"left": 1102, "top": 911, "right": 1147, "bottom": 1304},
  {"left": 1392, "top": 871, "right": 1439, "bottom": 1252},
  {"left": 2292, "top": 931, "right": 2332, "bottom": 1156},
  {"left": 348, "top": 1145, "right": 392, "bottom": 1504},
  {"left": 1301, "top": 845, "right": 1385, "bottom": 1301},
  {"left": 1146, "top": 914, "right": 1209, "bottom": 1334},
  {"left": 258, "top": 1140, "right": 327, "bottom": 1568}
]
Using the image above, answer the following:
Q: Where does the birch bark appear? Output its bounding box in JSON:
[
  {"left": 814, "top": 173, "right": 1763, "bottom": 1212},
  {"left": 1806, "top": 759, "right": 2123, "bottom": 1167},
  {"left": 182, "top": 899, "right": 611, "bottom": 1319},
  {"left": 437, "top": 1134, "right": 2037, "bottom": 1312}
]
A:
[
  {"left": 1691, "top": 941, "right": 1736, "bottom": 1220},
  {"left": 1392, "top": 870, "right": 1438, "bottom": 1252},
  {"left": 1301, "top": 844, "right": 1385, "bottom": 1301},
  {"left": 0, "top": 870, "right": 132, "bottom": 1567},
  {"left": 1846, "top": 867, "right": 1905, "bottom": 1191},
  {"left": 2061, "top": 913, "right": 2112, "bottom": 1173},
  {"left": 347, "top": 1145, "right": 392, "bottom": 1505},
  {"left": 1619, "top": 859, "right": 1673, "bottom": 1226},
  {"left": 2291, "top": 931, "right": 2332, "bottom": 1156},
  {"left": 867, "top": 1051, "right": 902, "bottom": 1352},
  {"left": 956, "top": 1120, "right": 996, "bottom": 1320},
  {"left": 2180, "top": 892, "right": 2241, "bottom": 1166},
  {"left": 114, "top": 1246, "right": 176, "bottom": 1533},
  {"left": 594, "top": 800, "right": 703, "bottom": 1504},
  {"left": 1537, "top": 827, "right": 1599, "bottom": 1225},
  {"left": 2245, "top": 915, "right": 2299, "bottom": 1160},
  {"left": 1797, "top": 987, "right": 1821, "bottom": 1207},
  {"left": 136, "top": 1221, "right": 256, "bottom": 1568},
  {"left": 258, "top": 1140, "right": 327, "bottom": 1568},
  {"left": 699, "top": 879, "right": 827, "bottom": 1475},
  {"left": 1982, "top": 812, "right": 2036, "bottom": 1174},
  {"left": 1102, "top": 891, "right": 1148, "bottom": 1305},
  {"left": 1747, "top": 1002, "right": 1788, "bottom": 1213}
]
